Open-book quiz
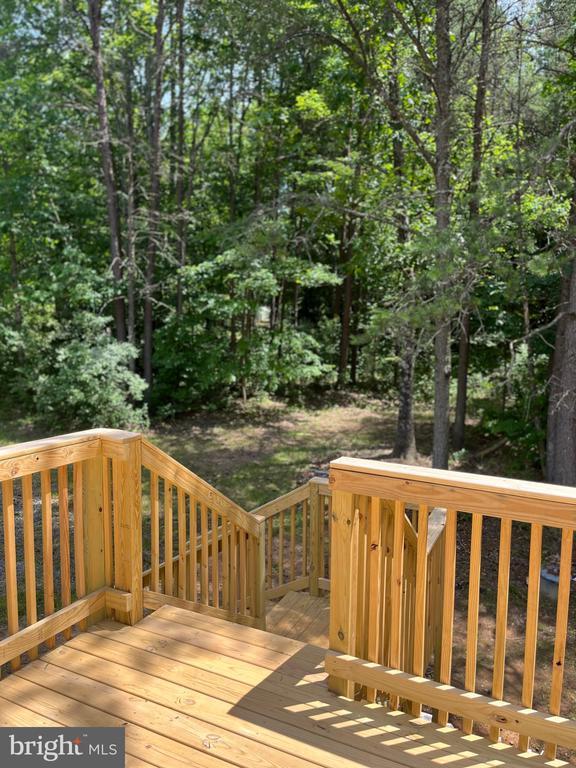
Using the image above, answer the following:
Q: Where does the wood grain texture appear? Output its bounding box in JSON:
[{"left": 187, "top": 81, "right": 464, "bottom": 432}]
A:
[
  {"left": 41, "top": 469, "right": 56, "bottom": 646},
  {"left": 325, "top": 652, "right": 576, "bottom": 752}
]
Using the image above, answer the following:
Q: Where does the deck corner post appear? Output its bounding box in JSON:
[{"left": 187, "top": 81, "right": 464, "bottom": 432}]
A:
[
  {"left": 112, "top": 434, "right": 143, "bottom": 625},
  {"left": 328, "top": 484, "right": 359, "bottom": 698},
  {"left": 82, "top": 444, "right": 107, "bottom": 624},
  {"left": 309, "top": 480, "right": 321, "bottom": 596}
]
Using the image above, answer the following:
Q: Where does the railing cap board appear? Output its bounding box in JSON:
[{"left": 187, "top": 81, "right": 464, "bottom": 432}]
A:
[
  {"left": 0, "top": 428, "right": 140, "bottom": 461},
  {"left": 249, "top": 482, "right": 310, "bottom": 520},
  {"left": 0, "top": 429, "right": 141, "bottom": 481},
  {"left": 330, "top": 457, "right": 576, "bottom": 506}
]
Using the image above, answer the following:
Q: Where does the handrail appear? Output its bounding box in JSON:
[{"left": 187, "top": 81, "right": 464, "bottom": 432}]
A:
[
  {"left": 330, "top": 457, "right": 576, "bottom": 522},
  {"left": 250, "top": 482, "right": 310, "bottom": 521},
  {"left": 142, "top": 438, "right": 260, "bottom": 536}
]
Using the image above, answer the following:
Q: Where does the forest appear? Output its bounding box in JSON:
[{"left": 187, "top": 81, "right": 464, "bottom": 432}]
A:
[{"left": 0, "top": 0, "right": 575, "bottom": 483}]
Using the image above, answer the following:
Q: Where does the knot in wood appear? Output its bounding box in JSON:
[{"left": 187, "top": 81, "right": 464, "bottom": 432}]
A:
[{"left": 338, "top": 629, "right": 345, "bottom": 641}]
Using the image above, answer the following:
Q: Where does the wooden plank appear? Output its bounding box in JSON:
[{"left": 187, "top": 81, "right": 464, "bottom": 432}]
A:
[
  {"left": 411, "top": 503, "right": 429, "bottom": 716},
  {"left": 142, "top": 591, "right": 260, "bottom": 628},
  {"left": 200, "top": 503, "right": 209, "bottom": 604},
  {"left": 239, "top": 529, "right": 247, "bottom": 614},
  {"left": 518, "top": 522, "right": 543, "bottom": 753},
  {"left": 230, "top": 523, "right": 238, "bottom": 612},
  {"left": 0, "top": 674, "right": 223, "bottom": 768},
  {"left": 388, "top": 499, "right": 405, "bottom": 709},
  {"left": 177, "top": 487, "right": 186, "bottom": 599},
  {"left": 545, "top": 527, "right": 574, "bottom": 759},
  {"left": 255, "top": 526, "right": 266, "bottom": 629},
  {"left": 462, "top": 512, "right": 482, "bottom": 734},
  {"left": 164, "top": 481, "right": 173, "bottom": 597},
  {"left": 309, "top": 482, "right": 321, "bottom": 595},
  {"left": 489, "top": 516, "right": 512, "bottom": 742},
  {"left": 353, "top": 495, "right": 369, "bottom": 663},
  {"left": 302, "top": 499, "right": 308, "bottom": 575},
  {"left": 141, "top": 438, "right": 259, "bottom": 536},
  {"left": 327, "top": 491, "right": 358, "bottom": 697},
  {"left": 189, "top": 498, "right": 198, "bottom": 602},
  {"left": 326, "top": 651, "right": 576, "bottom": 752},
  {"left": 73, "top": 462, "right": 87, "bottom": 630},
  {"left": 82, "top": 454, "right": 106, "bottom": 625},
  {"left": 40, "top": 469, "right": 56, "bottom": 647},
  {"left": 278, "top": 509, "right": 284, "bottom": 585},
  {"left": 2, "top": 478, "right": 20, "bottom": 669},
  {"left": 266, "top": 518, "right": 273, "bottom": 588},
  {"left": 264, "top": 576, "right": 310, "bottom": 600},
  {"left": 366, "top": 496, "right": 384, "bottom": 702},
  {"left": 79, "top": 618, "right": 544, "bottom": 768},
  {"left": 58, "top": 465, "right": 72, "bottom": 640},
  {"left": 0, "top": 588, "right": 108, "bottom": 664},
  {"left": 14, "top": 660, "right": 348, "bottom": 768},
  {"left": 331, "top": 466, "right": 576, "bottom": 530},
  {"left": 221, "top": 515, "right": 229, "bottom": 609},
  {"left": 212, "top": 511, "right": 220, "bottom": 608},
  {"left": 112, "top": 437, "right": 143, "bottom": 625},
  {"left": 247, "top": 534, "right": 254, "bottom": 614},
  {"left": 437, "top": 508, "right": 457, "bottom": 726},
  {"left": 331, "top": 455, "right": 576, "bottom": 507},
  {"left": 22, "top": 475, "right": 38, "bottom": 659},
  {"left": 102, "top": 456, "right": 113, "bottom": 588},
  {"left": 38, "top": 642, "right": 460, "bottom": 768},
  {"left": 150, "top": 471, "right": 160, "bottom": 592},
  {"left": 290, "top": 505, "right": 296, "bottom": 581},
  {"left": 250, "top": 483, "right": 310, "bottom": 520},
  {"left": 0, "top": 437, "right": 100, "bottom": 482}
]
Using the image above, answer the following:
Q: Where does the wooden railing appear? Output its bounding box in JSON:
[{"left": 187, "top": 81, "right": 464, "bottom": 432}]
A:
[
  {"left": 0, "top": 430, "right": 137, "bottom": 671},
  {"left": 0, "top": 428, "right": 267, "bottom": 677},
  {"left": 251, "top": 477, "right": 332, "bottom": 600},
  {"left": 327, "top": 457, "right": 576, "bottom": 759},
  {"left": 140, "top": 439, "right": 265, "bottom": 627}
]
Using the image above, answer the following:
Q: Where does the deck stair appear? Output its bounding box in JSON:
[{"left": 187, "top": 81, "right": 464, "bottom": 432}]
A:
[{"left": 266, "top": 591, "right": 330, "bottom": 647}]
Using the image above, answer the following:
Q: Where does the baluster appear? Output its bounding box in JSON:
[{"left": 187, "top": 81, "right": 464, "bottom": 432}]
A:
[
  {"left": 489, "top": 517, "right": 512, "bottom": 741},
  {"left": 41, "top": 470, "right": 55, "bottom": 648},
  {"left": 518, "top": 523, "right": 543, "bottom": 753},
  {"left": 150, "top": 471, "right": 160, "bottom": 592}
]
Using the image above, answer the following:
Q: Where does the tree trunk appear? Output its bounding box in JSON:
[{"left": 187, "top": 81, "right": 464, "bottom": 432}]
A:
[
  {"left": 453, "top": 310, "right": 470, "bottom": 451},
  {"left": 175, "top": 0, "right": 186, "bottom": 316},
  {"left": 547, "top": 154, "right": 576, "bottom": 485},
  {"left": 87, "top": 0, "right": 126, "bottom": 343},
  {"left": 393, "top": 332, "right": 417, "bottom": 461},
  {"left": 452, "top": 0, "right": 492, "bottom": 449},
  {"left": 123, "top": 58, "right": 137, "bottom": 368},
  {"left": 432, "top": 0, "right": 453, "bottom": 469},
  {"left": 143, "top": 0, "right": 165, "bottom": 392},
  {"left": 338, "top": 270, "right": 353, "bottom": 386},
  {"left": 390, "top": 53, "right": 416, "bottom": 456}
]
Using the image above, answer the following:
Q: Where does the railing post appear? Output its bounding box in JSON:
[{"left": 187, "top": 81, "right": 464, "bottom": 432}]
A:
[
  {"left": 328, "top": 488, "right": 360, "bottom": 697},
  {"left": 309, "top": 480, "right": 321, "bottom": 596},
  {"left": 82, "top": 446, "right": 107, "bottom": 623},
  {"left": 112, "top": 435, "right": 143, "bottom": 625}
]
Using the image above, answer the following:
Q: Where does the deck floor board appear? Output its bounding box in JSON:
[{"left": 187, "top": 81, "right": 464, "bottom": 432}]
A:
[{"left": 0, "top": 605, "right": 564, "bottom": 768}]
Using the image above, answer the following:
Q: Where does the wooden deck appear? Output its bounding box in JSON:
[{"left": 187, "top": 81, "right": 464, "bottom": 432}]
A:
[
  {"left": 0, "top": 605, "right": 562, "bottom": 768},
  {"left": 267, "top": 591, "right": 330, "bottom": 647}
]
